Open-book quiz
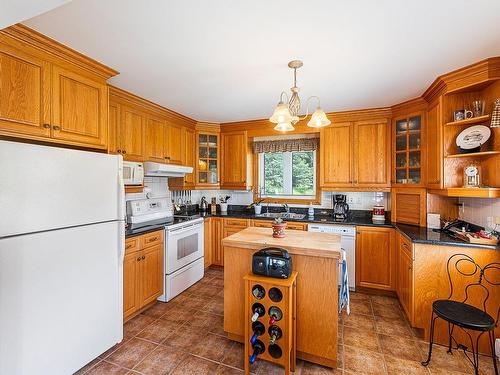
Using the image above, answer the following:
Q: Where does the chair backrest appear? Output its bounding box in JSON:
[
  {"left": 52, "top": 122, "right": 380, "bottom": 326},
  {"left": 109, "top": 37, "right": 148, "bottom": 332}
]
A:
[{"left": 446, "top": 253, "right": 500, "bottom": 325}]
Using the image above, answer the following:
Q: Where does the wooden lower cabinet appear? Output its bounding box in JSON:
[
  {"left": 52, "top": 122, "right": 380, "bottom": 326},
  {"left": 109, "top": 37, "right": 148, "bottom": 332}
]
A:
[
  {"left": 124, "top": 230, "right": 164, "bottom": 321},
  {"left": 396, "top": 232, "right": 414, "bottom": 323},
  {"left": 212, "top": 218, "right": 223, "bottom": 266},
  {"left": 355, "top": 226, "right": 396, "bottom": 291},
  {"left": 204, "top": 218, "right": 213, "bottom": 268}
]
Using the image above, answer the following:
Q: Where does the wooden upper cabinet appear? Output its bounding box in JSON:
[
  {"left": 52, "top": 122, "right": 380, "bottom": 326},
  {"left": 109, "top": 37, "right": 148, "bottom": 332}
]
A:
[
  {"left": 356, "top": 226, "right": 396, "bottom": 291},
  {"left": 426, "top": 99, "right": 443, "bottom": 189},
  {"left": 320, "top": 123, "right": 353, "bottom": 188},
  {"left": 184, "top": 127, "right": 196, "bottom": 185},
  {"left": 108, "top": 101, "right": 120, "bottom": 154},
  {"left": 144, "top": 114, "right": 165, "bottom": 162},
  {"left": 0, "top": 48, "right": 51, "bottom": 137},
  {"left": 196, "top": 130, "right": 220, "bottom": 188},
  {"left": 0, "top": 26, "right": 116, "bottom": 149},
  {"left": 164, "top": 121, "right": 184, "bottom": 164},
  {"left": 221, "top": 130, "right": 251, "bottom": 190},
  {"left": 51, "top": 65, "right": 108, "bottom": 148},
  {"left": 353, "top": 121, "right": 391, "bottom": 187},
  {"left": 119, "top": 105, "right": 145, "bottom": 161}
]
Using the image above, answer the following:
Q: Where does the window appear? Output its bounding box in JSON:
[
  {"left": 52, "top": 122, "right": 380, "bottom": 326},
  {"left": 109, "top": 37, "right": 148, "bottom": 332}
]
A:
[{"left": 258, "top": 150, "right": 316, "bottom": 199}]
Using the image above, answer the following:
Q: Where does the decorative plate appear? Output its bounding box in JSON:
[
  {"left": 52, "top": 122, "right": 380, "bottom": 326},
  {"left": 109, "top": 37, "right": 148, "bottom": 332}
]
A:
[{"left": 455, "top": 125, "right": 491, "bottom": 151}]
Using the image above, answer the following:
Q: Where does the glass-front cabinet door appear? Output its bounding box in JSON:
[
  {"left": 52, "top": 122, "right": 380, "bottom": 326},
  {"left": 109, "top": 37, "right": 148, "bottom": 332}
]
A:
[
  {"left": 196, "top": 132, "right": 220, "bottom": 187},
  {"left": 393, "top": 114, "right": 423, "bottom": 186}
]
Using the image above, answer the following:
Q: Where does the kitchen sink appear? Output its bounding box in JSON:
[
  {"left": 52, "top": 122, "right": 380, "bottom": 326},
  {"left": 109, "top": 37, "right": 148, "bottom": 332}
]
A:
[{"left": 256, "top": 212, "right": 306, "bottom": 220}]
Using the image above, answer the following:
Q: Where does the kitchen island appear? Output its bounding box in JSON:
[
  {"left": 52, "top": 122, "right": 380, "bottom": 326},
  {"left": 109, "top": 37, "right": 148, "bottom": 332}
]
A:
[{"left": 222, "top": 227, "right": 342, "bottom": 368}]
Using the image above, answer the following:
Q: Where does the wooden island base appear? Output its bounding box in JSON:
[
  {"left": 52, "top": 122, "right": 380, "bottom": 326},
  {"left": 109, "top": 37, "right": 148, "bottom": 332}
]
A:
[{"left": 222, "top": 228, "right": 342, "bottom": 369}]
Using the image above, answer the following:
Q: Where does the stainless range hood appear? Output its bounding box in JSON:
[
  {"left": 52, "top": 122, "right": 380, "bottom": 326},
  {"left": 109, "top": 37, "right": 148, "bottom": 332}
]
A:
[{"left": 143, "top": 162, "right": 193, "bottom": 177}]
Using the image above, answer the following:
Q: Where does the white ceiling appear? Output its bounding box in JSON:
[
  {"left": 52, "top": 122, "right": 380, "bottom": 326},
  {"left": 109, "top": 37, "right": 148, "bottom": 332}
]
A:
[
  {"left": 1, "top": 0, "right": 71, "bottom": 29},
  {"left": 23, "top": 0, "right": 500, "bottom": 123}
]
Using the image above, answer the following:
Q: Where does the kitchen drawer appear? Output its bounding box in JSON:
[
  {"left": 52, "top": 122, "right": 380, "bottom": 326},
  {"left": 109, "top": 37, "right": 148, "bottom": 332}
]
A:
[
  {"left": 125, "top": 237, "right": 140, "bottom": 255},
  {"left": 286, "top": 222, "right": 307, "bottom": 231},
  {"left": 398, "top": 232, "right": 414, "bottom": 259},
  {"left": 141, "top": 230, "right": 164, "bottom": 248},
  {"left": 251, "top": 220, "right": 273, "bottom": 228},
  {"left": 223, "top": 218, "right": 249, "bottom": 228}
]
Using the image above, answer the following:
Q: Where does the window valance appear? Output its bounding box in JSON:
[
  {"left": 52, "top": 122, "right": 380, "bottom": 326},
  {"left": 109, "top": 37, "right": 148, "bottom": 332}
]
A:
[{"left": 252, "top": 136, "right": 319, "bottom": 153}]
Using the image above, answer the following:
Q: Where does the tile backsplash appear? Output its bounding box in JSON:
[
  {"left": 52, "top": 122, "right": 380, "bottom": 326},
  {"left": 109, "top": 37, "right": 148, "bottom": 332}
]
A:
[
  {"left": 458, "top": 197, "right": 500, "bottom": 230},
  {"left": 125, "top": 177, "right": 389, "bottom": 211}
]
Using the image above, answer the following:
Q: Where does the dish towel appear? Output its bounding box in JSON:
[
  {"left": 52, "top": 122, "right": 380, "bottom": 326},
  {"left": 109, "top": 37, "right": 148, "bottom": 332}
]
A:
[{"left": 338, "top": 248, "right": 350, "bottom": 315}]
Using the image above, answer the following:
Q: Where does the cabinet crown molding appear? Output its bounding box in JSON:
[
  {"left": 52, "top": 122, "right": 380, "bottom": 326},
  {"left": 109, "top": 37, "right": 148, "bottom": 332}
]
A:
[{"left": 1, "top": 24, "right": 118, "bottom": 79}]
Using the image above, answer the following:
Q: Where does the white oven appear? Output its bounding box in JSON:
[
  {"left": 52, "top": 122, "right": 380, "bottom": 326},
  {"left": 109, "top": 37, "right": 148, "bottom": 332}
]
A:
[
  {"left": 159, "top": 217, "right": 204, "bottom": 301},
  {"left": 122, "top": 161, "right": 144, "bottom": 186}
]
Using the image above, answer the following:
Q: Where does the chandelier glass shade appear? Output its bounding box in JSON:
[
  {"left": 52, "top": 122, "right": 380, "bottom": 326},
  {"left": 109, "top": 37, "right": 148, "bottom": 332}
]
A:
[{"left": 269, "top": 60, "right": 331, "bottom": 131}]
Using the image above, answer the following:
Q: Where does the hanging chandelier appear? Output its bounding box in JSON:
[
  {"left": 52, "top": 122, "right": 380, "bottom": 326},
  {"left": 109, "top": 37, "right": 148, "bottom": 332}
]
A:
[{"left": 269, "top": 60, "right": 331, "bottom": 132}]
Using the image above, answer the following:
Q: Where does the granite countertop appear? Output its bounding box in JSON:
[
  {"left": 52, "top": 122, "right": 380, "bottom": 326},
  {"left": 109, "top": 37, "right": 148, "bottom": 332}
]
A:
[{"left": 125, "top": 206, "right": 498, "bottom": 250}]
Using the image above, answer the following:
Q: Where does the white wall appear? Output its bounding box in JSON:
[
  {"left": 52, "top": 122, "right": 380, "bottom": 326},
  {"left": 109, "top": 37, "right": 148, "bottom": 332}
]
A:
[
  {"left": 125, "top": 177, "right": 389, "bottom": 211},
  {"left": 458, "top": 197, "right": 500, "bottom": 230}
]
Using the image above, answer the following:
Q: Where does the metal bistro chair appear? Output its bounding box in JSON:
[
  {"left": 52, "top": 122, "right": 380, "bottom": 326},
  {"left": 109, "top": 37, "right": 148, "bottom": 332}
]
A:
[{"left": 421, "top": 253, "right": 499, "bottom": 375}]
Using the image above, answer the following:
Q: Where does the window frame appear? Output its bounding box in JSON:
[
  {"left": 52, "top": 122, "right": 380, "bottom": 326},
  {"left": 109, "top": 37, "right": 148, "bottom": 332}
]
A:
[{"left": 253, "top": 150, "right": 321, "bottom": 205}]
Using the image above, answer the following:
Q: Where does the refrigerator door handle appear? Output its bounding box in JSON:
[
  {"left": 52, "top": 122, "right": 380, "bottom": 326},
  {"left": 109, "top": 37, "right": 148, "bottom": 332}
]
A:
[{"left": 117, "top": 155, "right": 125, "bottom": 221}]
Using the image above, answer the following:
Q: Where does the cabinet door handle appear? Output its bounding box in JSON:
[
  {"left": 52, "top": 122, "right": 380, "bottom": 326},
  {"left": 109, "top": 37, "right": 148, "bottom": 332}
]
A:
[
  {"left": 147, "top": 237, "right": 158, "bottom": 242},
  {"left": 137, "top": 257, "right": 141, "bottom": 261},
  {"left": 52, "top": 125, "right": 61, "bottom": 131},
  {"left": 117, "top": 149, "right": 122, "bottom": 154},
  {"left": 43, "top": 124, "right": 51, "bottom": 129},
  {"left": 141, "top": 255, "right": 145, "bottom": 260},
  {"left": 125, "top": 243, "right": 132, "bottom": 249},
  {"left": 122, "top": 150, "right": 127, "bottom": 154}
]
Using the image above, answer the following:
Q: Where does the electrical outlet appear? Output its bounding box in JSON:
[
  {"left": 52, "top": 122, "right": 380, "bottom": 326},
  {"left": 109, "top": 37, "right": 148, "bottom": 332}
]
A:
[
  {"left": 495, "top": 216, "right": 500, "bottom": 225},
  {"left": 347, "top": 196, "right": 355, "bottom": 204}
]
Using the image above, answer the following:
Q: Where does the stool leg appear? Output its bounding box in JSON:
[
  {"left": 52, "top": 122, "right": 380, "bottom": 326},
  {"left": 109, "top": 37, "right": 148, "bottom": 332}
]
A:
[
  {"left": 422, "top": 312, "right": 437, "bottom": 367},
  {"left": 489, "top": 330, "right": 499, "bottom": 375},
  {"left": 447, "top": 322, "right": 454, "bottom": 354}
]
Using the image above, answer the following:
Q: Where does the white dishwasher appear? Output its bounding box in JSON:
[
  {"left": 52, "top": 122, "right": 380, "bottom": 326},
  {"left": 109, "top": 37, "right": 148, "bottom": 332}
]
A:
[{"left": 308, "top": 224, "right": 356, "bottom": 290}]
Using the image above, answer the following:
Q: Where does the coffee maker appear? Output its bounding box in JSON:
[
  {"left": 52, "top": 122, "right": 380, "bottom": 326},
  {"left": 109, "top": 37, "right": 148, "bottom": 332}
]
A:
[{"left": 332, "top": 194, "right": 349, "bottom": 221}]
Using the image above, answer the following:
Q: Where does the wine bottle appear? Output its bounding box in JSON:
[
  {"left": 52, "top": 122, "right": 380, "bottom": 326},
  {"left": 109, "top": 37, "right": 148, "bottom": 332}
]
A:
[
  {"left": 252, "top": 284, "right": 265, "bottom": 300},
  {"left": 249, "top": 339, "right": 265, "bottom": 364},
  {"left": 251, "top": 303, "right": 265, "bottom": 322},
  {"left": 250, "top": 321, "right": 265, "bottom": 344},
  {"left": 268, "top": 325, "right": 282, "bottom": 345},
  {"left": 268, "top": 306, "right": 283, "bottom": 325}
]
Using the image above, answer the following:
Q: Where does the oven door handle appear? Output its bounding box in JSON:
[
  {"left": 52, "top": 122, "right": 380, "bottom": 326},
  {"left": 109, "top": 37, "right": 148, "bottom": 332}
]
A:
[{"left": 167, "top": 223, "right": 201, "bottom": 235}]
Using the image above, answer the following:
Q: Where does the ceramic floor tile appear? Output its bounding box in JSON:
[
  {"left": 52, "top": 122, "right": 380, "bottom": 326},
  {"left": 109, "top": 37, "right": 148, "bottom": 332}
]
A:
[
  {"left": 106, "top": 338, "right": 158, "bottom": 369},
  {"left": 140, "top": 301, "right": 173, "bottom": 319},
  {"left": 350, "top": 299, "right": 373, "bottom": 315},
  {"left": 300, "top": 359, "right": 343, "bottom": 374},
  {"left": 84, "top": 361, "right": 129, "bottom": 375},
  {"left": 342, "top": 312, "right": 376, "bottom": 331},
  {"left": 170, "top": 354, "right": 219, "bottom": 375},
  {"left": 343, "top": 345, "right": 386, "bottom": 375},
  {"left": 123, "top": 315, "right": 156, "bottom": 339},
  {"left": 132, "top": 345, "right": 187, "bottom": 375},
  {"left": 375, "top": 315, "right": 413, "bottom": 338},
  {"left": 222, "top": 341, "right": 245, "bottom": 370},
  {"left": 343, "top": 326, "right": 380, "bottom": 352},
  {"left": 370, "top": 295, "right": 400, "bottom": 307},
  {"left": 384, "top": 356, "right": 429, "bottom": 375},
  {"left": 372, "top": 302, "right": 404, "bottom": 319},
  {"left": 204, "top": 295, "right": 224, "bottom": 315},
  {"left": 159, "top": 305, "right": 193, "bottom": 325},
  {"left": 419, "top": 344, "right": 473, "bottom": 374},
  {"left": 378, "top": 333, "right": 423, "bottom": 362},
  {"left": 215, "top": 364, "right": 245, "bottom": 374},
  {"left": 183, "top": 311, "right": 220, "bottom": 329},
  {"left": 162, "top": 324, "right": 209, "bottom": 351},
  {"left": 207, "top": 312, "right": 226, "bottom": 336},
  {"left": 191, "top": 332, "right": 234, "bottom": 362},
  {"left": 135, "top": 318, "right": 182, "bottom": 344}
]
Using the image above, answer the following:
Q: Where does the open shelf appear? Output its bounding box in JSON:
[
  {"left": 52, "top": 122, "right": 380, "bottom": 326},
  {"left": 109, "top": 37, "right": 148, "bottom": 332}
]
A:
[
  {"left": 445, "top": 151, "right": 500, "bottom": 158},
  {"left": 429, "top": 187, "right": 500, "bottom": 198},
  {"left": 444, "top": 114, "right": 490, "bottom": 127}
]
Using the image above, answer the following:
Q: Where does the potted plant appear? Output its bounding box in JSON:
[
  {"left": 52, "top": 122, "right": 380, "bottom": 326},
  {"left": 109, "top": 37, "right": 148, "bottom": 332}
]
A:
[
  {"left": 272, "top": 217, "right": 287, "bottom": 238},
  {"left": 249, "top": 198, "right": 265, "bottom": 215},
  {"left": 219, "top": 195, "right": 230, "bottom": 213}
]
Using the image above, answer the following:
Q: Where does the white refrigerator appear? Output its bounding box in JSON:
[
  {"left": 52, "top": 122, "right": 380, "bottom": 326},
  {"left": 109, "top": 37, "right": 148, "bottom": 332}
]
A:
[{"left": 0, "top": 140, "right": 125, "bottom": 375}]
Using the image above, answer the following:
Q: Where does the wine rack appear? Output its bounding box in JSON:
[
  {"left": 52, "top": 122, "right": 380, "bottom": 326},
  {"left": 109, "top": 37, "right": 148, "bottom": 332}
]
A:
[{"left": 244, "top": 271, "right": 297, "bottom": 375}]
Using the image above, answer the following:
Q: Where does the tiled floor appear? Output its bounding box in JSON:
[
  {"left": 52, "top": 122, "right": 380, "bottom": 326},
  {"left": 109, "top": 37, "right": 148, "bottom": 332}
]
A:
[{"left": 75, "top": 267, "right": 498, "bottom": 375}]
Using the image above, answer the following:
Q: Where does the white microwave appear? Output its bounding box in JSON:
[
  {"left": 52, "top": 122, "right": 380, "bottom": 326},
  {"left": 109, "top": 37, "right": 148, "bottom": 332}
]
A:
[{"left": 122, "top": 161, "right": 144, "bottom": 186}]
